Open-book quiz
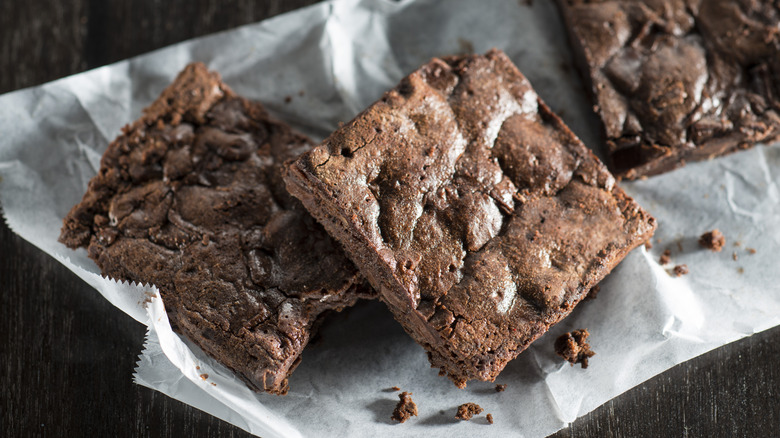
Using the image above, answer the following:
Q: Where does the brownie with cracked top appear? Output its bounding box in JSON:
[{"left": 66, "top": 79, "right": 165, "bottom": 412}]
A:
[
  {"left": 557, "top": 0, "right": 780, "bottom": 179},
  {"left": 284, "top": 50, "right": 656, "bottom": 387},
  {"left": 59, "top": 63, "right": 373, "bottom": 395}
]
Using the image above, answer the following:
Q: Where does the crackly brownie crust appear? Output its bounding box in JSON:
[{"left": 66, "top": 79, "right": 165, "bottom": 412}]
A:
[
  {"left": 557, "top": 0, "right": 780, "bottom": 179},
  {"left": 284, "top": 50, "right": 655, "bottom": 386},
  {"left": 59, "top": 63, "right": 372, "bottom": 394}
]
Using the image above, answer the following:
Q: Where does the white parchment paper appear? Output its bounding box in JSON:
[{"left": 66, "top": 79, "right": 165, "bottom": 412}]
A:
[{"left": 1, "top": 0, "right": 779, "bottom": 437}]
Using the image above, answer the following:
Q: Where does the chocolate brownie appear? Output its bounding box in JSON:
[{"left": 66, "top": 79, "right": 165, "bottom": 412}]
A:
[
  {"left": 59, "top": 63, "right": 373, "bottom": 395},
  {"left": 557, "top": 0, "right": 780, "bottom": 179},
  {"left": 284, "top": 50, "right": 656, "bottom": 387}
]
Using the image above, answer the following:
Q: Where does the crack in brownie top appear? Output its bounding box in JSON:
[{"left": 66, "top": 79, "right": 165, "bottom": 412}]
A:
[
  {"left": 559, "top": 0, "right": 780, "bottom": 178},
  {"left": 288, "top": 50, "right": 655, "bottom": 383},
  {"left": 59, "top": 63, "right": 370, "bottom": 394}
]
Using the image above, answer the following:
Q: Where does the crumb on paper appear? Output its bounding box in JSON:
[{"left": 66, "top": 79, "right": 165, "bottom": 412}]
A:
[
  {"left": 495, "top": 384, "right": 506, "bottom": 392},
  {"left": 734, "top": 241, "right": 742, "bottom": 247},
  {"left": 699, "top": 229, "right": 725, "bottom": 252},
  {"left": 673, "top": 264, "right": 689, "bottom": 277},
  {"left": 676, "top": 240, "right": 683, "bottom": 252},
  {"left": 733, "top": 252, "right": 738, "bottom": 261},
  {"left": 738, "top": 267, "right": 745, "bottom": 274},
  {"left": 555, "top": 329, "right": 595, "bottom": 368},
  {"left": 585, "top": 284, "right": 600, "bottom": 301},
  {"left": 196, "top": 365, "right": 200, "bottom": 370},
  {"left": 486, "top": 413, "right": 494, "bottom": 424},
  {"left": 747, "top": 248, "right": 757, "bottom": 254},
  {"left": 298, "top": 90, "right": 305, "bottom": 96},
  {"left": 659, "top": 249, "right": 671, "bottom": 265},
  {"left": 388, "top": 386, "right": 401, "bottom": 392},
  {"left": 142, "top": 290, "right": 156, "bottom": 306},
  {"left": 455, "top": 403, "right": 483, "bottom": 421},
  {"left": 284, "top": 95, "right": 292, "bottom": 104},
  {"left": 391, "top": 392, "right": 418, "bottom": 423},
  {"left": 644, "top": 240, "right": 653, "bottom": 250},
  {"left": 210, "top": 382, "right": 216, "bottom": 386},
  {"left": 199, "top": 373, "right": 209, "bottom": 380}
]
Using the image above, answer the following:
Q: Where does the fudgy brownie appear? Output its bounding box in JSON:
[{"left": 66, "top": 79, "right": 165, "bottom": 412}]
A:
[
  {"left": 284, "top": 50, "right": 656, "bottom": 387},
  {"left": 557, "top": 0, "right": 780, "bottom": 179},
  {"left": 59, "top": 63, "right": 373, "bottom": 395}
]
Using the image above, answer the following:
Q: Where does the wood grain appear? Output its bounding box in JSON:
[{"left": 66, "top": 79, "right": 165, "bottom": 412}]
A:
[{"left": 1, "top": 1, "right": 778, "bottom": 436}]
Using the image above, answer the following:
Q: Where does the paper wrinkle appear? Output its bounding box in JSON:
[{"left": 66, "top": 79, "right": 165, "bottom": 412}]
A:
[{"left": 1, "top": 0, "right": 780, "bottom": 437}]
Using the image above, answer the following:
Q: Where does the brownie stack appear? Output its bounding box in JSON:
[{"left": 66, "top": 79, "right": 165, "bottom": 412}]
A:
[{"left": 62, "top": 50, "right": 658, "bottom": 393}]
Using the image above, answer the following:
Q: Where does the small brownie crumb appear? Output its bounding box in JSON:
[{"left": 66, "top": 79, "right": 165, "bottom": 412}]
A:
[
  {"left": 199, "top": 373, "right": 208, "bottom": 380},
  {"left": 644, "top": 240, "right": 653, "bottom": 250},
  {"left": 699, "top": 229, "right": 725, "bottom": 252},
  {"left": 390, "top": 386, "right": 401, "bottom": 391},
  {"left": 659, "top": 249, "right": 671, "bottom": 265},
  {"left": 555, "top": 329, "right": 595, "bottom": 368},
  {"left": 391, "top": 392, "right": 418, "bottom": 423},
  {"left": 732, "top": 252, "right": 738, "bottom": 261},
  {"left": 673, "top": 265, "right": 689, "bottom": 277},
  {"left": 495, "top": 384, "right": 507, "bottom": 392},
  {"left": 747, "top": 248, "right": 757, "bottom": 254},
  {"left": 455, "top": 403, "right": 483, "bottom": 421},
  {"left": 585, "top": 285, "right": 600, "bottom": 301},
  {"left": 486, "top": 413, "right": 494, "bottom": 424}
]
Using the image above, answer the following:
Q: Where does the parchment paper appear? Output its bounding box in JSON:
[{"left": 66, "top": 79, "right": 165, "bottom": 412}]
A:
[{"left": 1, "top": 0, "right": 779, "bottom": 437}]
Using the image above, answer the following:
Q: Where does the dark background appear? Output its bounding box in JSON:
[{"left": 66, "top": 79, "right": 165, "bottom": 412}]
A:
[{"left": 1, "top": 1, "right": 778, "bottom": 436}]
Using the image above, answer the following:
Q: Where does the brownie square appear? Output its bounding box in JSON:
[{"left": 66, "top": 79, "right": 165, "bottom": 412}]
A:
[
  {"left": 284, "top": 50, "right": 656, "bottom": 386},
  {"left": 557, "top": 0, "right": 780, "bottom": 179},
  {"left": 60, "top": 63, "right": 373, "bottom": 394}
]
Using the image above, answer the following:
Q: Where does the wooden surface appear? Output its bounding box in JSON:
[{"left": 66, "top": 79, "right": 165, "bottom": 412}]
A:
[{"left": 1, "top": 1, "right": 778, "bottom": 436}]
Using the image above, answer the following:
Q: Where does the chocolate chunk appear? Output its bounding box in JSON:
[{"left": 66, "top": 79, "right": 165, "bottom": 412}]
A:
[
  {"left": 285, "top": 49, "right": 655, "bottom": 387},
  {"left": 455, "top": 403, "right": 484, "bottom": 421},
  {"left": 391, "top": 392, "right": 418, "bottom": 423},
  {"left": 59, "top": 63, "right": 373, "bottom": 395},
  {"left": 557, "top": 0, "right": 780, "bottom": 179},
  {"left": 555, "top": 328, "right": 595, "bottom": 368},
  {"left": 699, "top": 229, "right": 726, "bottom": 252}
]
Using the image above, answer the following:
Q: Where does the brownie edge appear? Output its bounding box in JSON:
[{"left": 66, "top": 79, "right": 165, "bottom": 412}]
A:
[{"left": 284, "top": 49, "right": 655, "bottom": 387}]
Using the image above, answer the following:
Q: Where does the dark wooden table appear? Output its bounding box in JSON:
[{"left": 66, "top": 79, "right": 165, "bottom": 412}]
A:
[{"left": 2, "top": 1, "right": 778, "bottom": 436}]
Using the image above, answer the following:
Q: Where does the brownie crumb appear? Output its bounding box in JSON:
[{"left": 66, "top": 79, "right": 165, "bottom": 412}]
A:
[
  {"left": 699, "top": 229, "right": 725, "bottom": 252},
  {"left": 585, "top": 285, "right": 600, "bottom": 301},
  {"left": 555, "top": 329, "right": 595, "bottom": 368},
  {"left": 644, "top": 240, "right": 653, "bottom": 250},
  {"left": 495, "top": 384, "right": 507, "bottom": 392},
  {"left": 732, "top": 252, "right": 738, "bottom": 261},
  {"left": 455, "top": 403, "right": 483, "bottom": 421},
  {"left": 673, "top": 265, "right": 689, "bottom": 277},
  {"left": 284, "top": 95, "right": 292, "bottom": 103},
  {"left": 486, "top": 413, "right": 494, "bottom": 424},
  {"left": 391, "top": 386, "right": 401, "bottom": 391},
  {"left": 199, "top": 373, "right": 208, "bottom": 380},
  {"left": 747, "top": 248, "right": 757, "bottom": 254},
  {"left": 659, "top": 249, "right": 671, "bottom": 265},
  {"left": 391, "top": 392, "right": 418, "bottom": 423}
]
